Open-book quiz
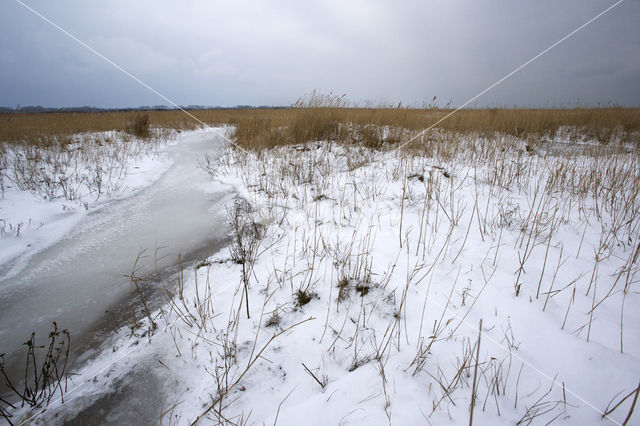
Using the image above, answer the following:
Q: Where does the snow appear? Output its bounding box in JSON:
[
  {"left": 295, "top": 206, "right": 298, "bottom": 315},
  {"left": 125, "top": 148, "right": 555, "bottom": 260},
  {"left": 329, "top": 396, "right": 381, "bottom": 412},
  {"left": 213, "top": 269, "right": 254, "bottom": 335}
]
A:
[
  {"left": 4, "top": 130, "right": 639, "bottom": 425},
  {"left": 0, "top": 131, "right": 173, "bottom": 275},
  {"left": 0, "top": 128, "right": 238, "bottom": 386}
]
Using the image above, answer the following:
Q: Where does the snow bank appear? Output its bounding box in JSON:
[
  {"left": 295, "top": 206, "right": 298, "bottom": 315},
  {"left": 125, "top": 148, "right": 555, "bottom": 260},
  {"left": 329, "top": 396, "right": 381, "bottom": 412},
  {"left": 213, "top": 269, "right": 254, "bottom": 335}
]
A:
[{"left": 18, "top": 133, "right": 640, "bottom": 425}]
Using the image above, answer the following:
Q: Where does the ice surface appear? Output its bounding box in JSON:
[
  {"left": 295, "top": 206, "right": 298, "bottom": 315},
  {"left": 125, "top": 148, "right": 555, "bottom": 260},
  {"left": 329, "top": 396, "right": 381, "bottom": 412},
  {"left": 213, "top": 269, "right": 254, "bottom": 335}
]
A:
[{"left": 0, "top": 130, "right": 234, "bottom": 381}]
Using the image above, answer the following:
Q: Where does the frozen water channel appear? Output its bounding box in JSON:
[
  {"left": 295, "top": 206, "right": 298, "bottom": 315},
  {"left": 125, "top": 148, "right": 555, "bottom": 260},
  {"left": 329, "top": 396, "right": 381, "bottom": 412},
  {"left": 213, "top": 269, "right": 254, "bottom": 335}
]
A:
[{"left": 0, "top": 130, "right": 234, "bottom": 386}]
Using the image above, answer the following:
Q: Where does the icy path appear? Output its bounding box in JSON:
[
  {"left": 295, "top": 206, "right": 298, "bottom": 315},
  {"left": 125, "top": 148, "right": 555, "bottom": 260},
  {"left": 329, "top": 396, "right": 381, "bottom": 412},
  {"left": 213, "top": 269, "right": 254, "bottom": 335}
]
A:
[{"left": 0, "top": 130, "right": 233, "bottom": 377}]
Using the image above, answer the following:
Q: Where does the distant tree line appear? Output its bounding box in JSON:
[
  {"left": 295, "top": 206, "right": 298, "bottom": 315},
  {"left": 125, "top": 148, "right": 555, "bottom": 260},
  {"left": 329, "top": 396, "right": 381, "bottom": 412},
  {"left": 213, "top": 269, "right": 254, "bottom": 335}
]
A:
[{"left": 0, "top": 105, "right": 286, "bottom": 114}]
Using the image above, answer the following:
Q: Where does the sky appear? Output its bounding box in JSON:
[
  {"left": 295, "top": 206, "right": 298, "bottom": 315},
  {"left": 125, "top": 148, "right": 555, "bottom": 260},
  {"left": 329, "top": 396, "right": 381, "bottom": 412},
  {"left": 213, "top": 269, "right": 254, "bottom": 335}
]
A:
[{"left": 1, "top": 0, "right": 639, "bottom": 109}]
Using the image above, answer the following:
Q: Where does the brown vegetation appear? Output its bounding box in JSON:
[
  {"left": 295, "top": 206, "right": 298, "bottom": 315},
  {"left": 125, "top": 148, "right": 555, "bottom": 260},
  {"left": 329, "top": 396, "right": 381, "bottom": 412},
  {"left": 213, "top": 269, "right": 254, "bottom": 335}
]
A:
[
  {"left": 230, "top": 106, "right": 640, "bottom": 150},
  {"left": 1, "top": 102, "right": 638, "bottom": 150}
]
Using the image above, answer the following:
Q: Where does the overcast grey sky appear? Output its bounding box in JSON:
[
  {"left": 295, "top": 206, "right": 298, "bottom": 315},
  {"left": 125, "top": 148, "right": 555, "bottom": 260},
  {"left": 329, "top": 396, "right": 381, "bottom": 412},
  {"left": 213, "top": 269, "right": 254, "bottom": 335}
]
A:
[{"left": 1, "top": 0, "right": 639, "bottom": 108}]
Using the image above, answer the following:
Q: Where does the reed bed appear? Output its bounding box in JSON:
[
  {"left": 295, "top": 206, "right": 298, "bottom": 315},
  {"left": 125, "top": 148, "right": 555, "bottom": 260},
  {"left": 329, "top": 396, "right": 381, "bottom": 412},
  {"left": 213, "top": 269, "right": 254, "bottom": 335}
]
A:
[{"left": 2, "top": 104, "right": 638, "bottom": 149}]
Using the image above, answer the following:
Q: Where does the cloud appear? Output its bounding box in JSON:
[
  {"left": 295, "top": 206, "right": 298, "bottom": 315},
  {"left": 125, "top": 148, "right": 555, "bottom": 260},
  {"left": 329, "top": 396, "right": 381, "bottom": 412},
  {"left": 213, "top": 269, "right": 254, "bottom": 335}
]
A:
[{"left": 0, "top": 0, "right": 638, "bottom": 108}]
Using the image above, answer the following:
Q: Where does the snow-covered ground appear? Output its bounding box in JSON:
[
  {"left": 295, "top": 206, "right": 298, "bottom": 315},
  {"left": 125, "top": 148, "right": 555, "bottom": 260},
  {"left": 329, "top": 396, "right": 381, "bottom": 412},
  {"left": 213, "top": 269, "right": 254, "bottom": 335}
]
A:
[
  {"left": 0, "top": 130, "right": 174, "bottom": 270},
  {"left": 5, "top": 130, "right": 640, "bottom": 425},
  {"left": 0, "top": 129, "right": 236, "bottom": 424}
]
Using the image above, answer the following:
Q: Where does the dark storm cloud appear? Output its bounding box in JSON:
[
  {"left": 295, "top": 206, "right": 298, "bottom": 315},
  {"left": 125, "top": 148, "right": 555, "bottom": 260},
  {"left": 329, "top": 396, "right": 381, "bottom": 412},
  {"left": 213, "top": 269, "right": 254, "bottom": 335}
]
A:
[{"left": 1, "top": 0, "right": 638, "bottom": 108}]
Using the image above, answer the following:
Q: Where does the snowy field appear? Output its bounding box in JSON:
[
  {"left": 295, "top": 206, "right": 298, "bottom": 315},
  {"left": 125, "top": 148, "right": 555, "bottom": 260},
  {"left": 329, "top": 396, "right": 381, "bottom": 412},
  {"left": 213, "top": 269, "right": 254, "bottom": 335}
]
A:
[{"left": 2, "top": 128, "right": 639, "bottom": 425}]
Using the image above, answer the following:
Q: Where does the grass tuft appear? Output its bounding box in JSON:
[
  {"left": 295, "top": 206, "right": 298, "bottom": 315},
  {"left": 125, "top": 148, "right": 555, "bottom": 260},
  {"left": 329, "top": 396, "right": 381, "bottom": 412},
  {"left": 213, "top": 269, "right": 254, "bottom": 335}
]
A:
[
  {"left": 127, "top": 113, "right": 150, "bottom": 138},
  {"left": 295, "top": 289, "right": 315, "bottom": 307}
]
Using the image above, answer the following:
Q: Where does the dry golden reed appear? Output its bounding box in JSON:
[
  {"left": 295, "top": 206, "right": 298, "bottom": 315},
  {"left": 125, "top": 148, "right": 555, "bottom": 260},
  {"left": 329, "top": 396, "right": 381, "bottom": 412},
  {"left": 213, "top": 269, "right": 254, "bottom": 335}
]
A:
[
  {"left": 229, "top": 105, "right": 640, "bottom": 150},
  {"left": 1, "top": 103, "right": 638, "bottom": 150}
]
